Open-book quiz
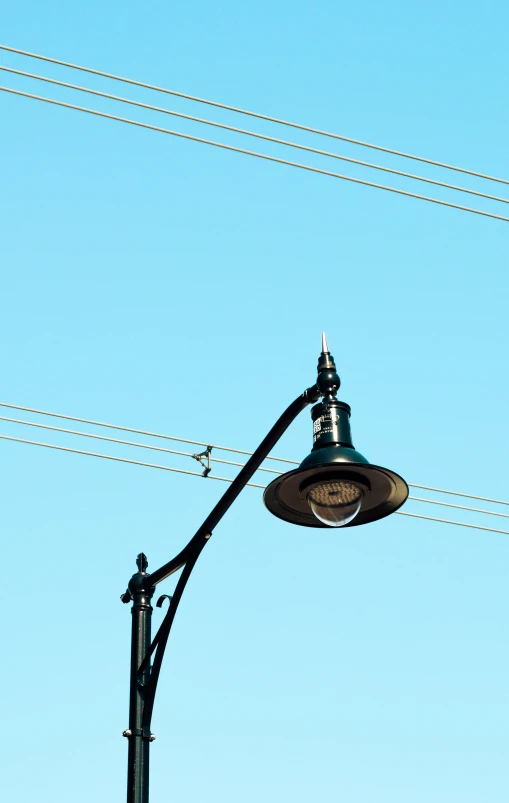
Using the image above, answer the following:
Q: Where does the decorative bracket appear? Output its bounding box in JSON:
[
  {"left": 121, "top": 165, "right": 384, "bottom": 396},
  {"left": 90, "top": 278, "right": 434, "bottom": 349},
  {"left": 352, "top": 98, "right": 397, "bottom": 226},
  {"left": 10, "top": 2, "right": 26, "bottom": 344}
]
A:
[
  {"left": 192, "top": 446, "right": 213, "bottom": 477},
  {"left": 156, "top": 594, "right": 173, "bottom": 609},
  {"left": 135, "top": 539, "right": 208, "bottom": 737}
]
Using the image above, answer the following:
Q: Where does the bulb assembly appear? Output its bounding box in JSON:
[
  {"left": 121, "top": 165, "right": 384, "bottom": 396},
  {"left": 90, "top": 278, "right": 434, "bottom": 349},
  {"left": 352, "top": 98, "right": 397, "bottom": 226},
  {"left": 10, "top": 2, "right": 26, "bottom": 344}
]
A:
[
  {"left": 263, "top": 334, "right": 409, "bottom": 528},
  {"left": 307, "top": 480, "right": 363, "bottom": 527}
]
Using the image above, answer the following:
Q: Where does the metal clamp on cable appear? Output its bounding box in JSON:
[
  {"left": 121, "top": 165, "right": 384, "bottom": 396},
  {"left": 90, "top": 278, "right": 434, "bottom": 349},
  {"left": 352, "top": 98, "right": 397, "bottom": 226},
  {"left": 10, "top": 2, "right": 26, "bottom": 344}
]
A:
[{"left": 192, "top": 446, "right": 212, "bottom": 477}]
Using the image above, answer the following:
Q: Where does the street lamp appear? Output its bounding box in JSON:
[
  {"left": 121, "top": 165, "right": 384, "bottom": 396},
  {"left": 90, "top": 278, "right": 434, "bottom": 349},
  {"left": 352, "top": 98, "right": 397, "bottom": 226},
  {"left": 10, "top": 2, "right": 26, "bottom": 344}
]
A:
[
  {"left": 120, "top": 335, "right": 408, "bottom": 803},
  {"left": 264, "top": 333, "right": 408, "bottom": 527}
]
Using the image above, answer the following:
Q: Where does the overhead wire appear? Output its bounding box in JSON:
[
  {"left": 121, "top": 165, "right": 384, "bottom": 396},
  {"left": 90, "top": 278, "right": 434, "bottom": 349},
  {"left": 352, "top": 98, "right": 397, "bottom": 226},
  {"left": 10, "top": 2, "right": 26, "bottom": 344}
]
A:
[
  {"left": 0, "top": 402, "right": 509, "bottom": 508},
  {"left": 2, "top": 86, "right": 509, "bottom": 224},
  {"left": 0, "top": 403, "right": 509, "bottom": 518},
  {"left": 1, "top": 43, "right": 508, "bottom": 187},
  {"left": 1, "top": 431, "right": 509, "bottom": 536},
  {"left": 397, "top": 511, "right": 509, "bottom": 536},
  {"left": 0, "top": 414, "right": 283, "bottom": 475},
  {"left": 1, "top": 65, "right": 508, "bottom": 208},
  {"left": 407, "top": 496, "right": 509, "bottom": 520},
  {"left": 0, "top": 433, "right": 265, "bottom": 488},
  {"left": 407, "top": 483, "right": 509, "bottom": 507},
  {"left": 0, "top": 401, "right": 291, "bottom": 461},
  {"left": 1, "top": 413, "right": 509, "bottom": 520}
]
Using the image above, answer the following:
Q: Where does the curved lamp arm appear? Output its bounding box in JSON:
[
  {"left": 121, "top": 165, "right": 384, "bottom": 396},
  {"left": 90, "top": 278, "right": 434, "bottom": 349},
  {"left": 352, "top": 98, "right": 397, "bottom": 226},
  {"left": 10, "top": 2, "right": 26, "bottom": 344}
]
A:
[
  {"left": 124, "top": 383, "right": 320, "bottom": 743},
  {"left": 149, "top": 383, "right": 320, "bottom": 587}
]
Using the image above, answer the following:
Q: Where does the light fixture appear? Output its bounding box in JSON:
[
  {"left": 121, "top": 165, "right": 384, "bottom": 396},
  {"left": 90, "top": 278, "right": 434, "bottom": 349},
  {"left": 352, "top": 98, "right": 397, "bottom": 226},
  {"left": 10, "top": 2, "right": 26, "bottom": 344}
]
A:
[{"left": 264, "top": 334, "right": 408, "bottom": 527}]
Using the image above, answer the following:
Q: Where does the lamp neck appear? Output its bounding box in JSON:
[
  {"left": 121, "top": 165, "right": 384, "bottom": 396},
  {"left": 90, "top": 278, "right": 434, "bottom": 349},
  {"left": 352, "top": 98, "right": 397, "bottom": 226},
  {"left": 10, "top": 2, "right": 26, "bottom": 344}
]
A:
[{"left": 313, "top": 343, "right": 353, "bottom": 449}]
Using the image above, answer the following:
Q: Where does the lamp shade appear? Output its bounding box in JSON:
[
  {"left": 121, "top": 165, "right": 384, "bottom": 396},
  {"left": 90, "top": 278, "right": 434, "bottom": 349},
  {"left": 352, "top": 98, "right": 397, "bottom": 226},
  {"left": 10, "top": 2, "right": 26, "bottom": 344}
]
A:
[{"left": 263, "top": 443, "right": 408, "bottom": 527}]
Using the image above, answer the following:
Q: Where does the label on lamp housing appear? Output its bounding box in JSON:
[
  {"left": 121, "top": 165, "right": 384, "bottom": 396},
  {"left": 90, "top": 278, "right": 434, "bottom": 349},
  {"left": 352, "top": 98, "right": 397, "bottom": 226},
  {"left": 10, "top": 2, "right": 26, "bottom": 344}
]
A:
[
  {"left": 313, "top": 411, "right": 339, "bottom": 442},
  {"left": 311, "top": 401, "right": 353, "bottom": 448}
]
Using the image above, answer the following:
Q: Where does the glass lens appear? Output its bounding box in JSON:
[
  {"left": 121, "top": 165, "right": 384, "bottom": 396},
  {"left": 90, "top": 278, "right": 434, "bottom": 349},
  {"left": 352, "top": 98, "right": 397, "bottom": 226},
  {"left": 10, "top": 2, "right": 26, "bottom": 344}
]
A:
[{"left": 307, "top": 480, "right": 363, "bottom": 527}]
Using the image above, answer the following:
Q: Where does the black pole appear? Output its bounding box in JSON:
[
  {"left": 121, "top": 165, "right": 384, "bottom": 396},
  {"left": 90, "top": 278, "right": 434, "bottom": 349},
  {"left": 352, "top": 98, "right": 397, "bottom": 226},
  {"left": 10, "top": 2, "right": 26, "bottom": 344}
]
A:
[{"left": 124, "top": 553, "right": 154, "bottom": 803}]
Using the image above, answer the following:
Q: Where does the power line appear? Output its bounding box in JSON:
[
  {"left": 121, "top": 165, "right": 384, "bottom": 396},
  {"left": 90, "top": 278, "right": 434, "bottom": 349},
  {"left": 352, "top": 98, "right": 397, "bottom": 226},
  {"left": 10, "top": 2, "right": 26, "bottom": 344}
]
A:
[
  {"left": 1, "top": 431, "right": 508, "bottom": 536},
  {"left": 1, "top": 401, "right": 507, "bottom": 508},
  {"left": 0, "top": 414, "right": 282, "bottom": 475},
  {"left": 2, "top": 65, "right": 508, "bottom": 208},
  {"left": 409, "top": 496, "right": 509, "bottom": 520},
  {"left": 1, "top": 412, "right": 508, "bottom": 521},
  {"left": 0, "top": 433, "right": 267, "bottom": 488},
  {"left": 2, "top": 86, "right": 509, "bottom": 225},
  {"left": 0, "top": 401, "right": 293, "bottom": 461},
  {"left": 408, "top": 483, "right": 509, "bottom": 508},
  {"left": 1, "top": 43, "right": 507, "bottom": 187},
  {"left": 397, "top": 511, "right": 509, "bottom": 536}
]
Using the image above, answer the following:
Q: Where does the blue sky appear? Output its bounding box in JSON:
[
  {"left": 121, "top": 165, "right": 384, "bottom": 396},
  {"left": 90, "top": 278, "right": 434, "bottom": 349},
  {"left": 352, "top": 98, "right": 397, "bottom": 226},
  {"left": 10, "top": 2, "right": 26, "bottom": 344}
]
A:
[{"left": 2, "top": 2, "right": 509, "bottom": 802}]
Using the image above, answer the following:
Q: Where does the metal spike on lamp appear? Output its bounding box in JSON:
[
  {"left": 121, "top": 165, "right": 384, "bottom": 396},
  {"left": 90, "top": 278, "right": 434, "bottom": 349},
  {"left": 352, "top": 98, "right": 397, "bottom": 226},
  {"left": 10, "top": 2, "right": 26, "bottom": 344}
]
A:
[{"left": 263, "top": 334, "right": 409, "bottom": 527}]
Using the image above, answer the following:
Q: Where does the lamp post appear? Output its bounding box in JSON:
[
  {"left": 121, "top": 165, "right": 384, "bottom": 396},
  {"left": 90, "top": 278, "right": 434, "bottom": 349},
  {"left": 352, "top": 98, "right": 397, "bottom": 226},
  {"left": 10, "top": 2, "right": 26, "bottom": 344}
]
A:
[{"left": 120, "top": 335, "right": 408, "bottom": 803}]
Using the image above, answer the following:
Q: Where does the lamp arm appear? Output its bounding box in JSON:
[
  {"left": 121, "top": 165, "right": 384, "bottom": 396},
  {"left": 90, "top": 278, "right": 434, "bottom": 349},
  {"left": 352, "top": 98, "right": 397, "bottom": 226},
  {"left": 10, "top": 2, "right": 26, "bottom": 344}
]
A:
[{"left": 148, "top": 383, "right": 320, "bottom": 587}]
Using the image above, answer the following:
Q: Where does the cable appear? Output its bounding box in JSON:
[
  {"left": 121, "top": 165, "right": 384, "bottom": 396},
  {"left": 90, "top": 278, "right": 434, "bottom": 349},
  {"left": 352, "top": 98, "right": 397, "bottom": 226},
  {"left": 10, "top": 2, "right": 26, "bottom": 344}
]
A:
[
  {"left": 397, "top": 511, "right": 509, "bottom": 536},
  {"left": 1, "top": 43, "right": 507, "bottom": 187},
  {"left": 2, "top": 65, "right": 508, "bottom": 208},
  {"left": 0, "top": 415, "right": 283, "bottom": 475},
  {"left": 1, "top": 401, "right": 508, "bottom": 508},
  {"left": 408, "top": 483, "right": 509, "bottom": 508},
  {"left": 0, "top": 401, "right": 295, "bottom": 462},
  {"left": 2, "top": 431, "right": 508, "bottom": 536},
  {"left": 2, "top": 414, "right": 508, "bottom": 521},
  {"left": 2, "top": 87, "right": 509, "bottom": 225},
  {"left": 408, "top": 495, "right": 509, "bottom": 520},
  {"left": 0, "top": 433, "right": 266, "bottom": 489},
  {"left": 3, "top": 413, "right": 507, "bottom": 519}
]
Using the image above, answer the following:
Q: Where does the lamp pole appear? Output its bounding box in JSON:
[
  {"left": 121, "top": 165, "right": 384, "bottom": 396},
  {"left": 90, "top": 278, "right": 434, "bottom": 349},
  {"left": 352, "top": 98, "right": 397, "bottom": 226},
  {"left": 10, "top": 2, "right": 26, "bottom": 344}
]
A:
[
  {"left": 120, "top": 337, "right": 408, "bottom": 802},
  {"left": 123, "top": 554, "right": 154, "bottom": 803}
]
